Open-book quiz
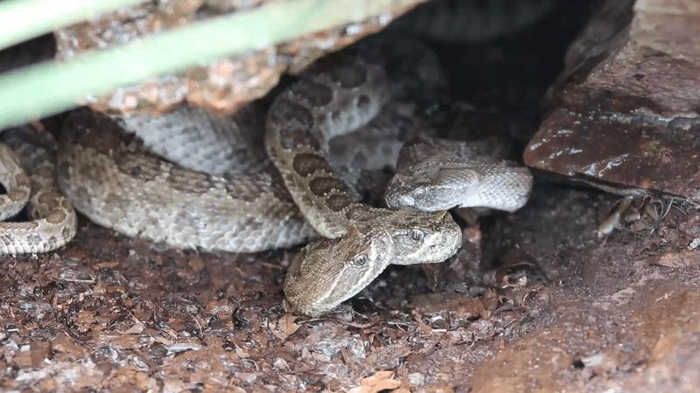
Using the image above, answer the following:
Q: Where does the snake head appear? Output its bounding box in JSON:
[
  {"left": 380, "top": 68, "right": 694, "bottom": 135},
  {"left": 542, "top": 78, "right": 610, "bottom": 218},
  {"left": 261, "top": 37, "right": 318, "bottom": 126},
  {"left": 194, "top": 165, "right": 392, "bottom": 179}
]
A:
[
  {"left": 382, "top": 209, "right": 462, "bottom": 265},
  {"left": 284, "top": 226, "right": 394, "bottom": 317},
  {"left": 385, "top": 163, "right": 478, "bottom": 211},
  {"left": 385, "top": 160, "right": 533, "bottom": 213}
]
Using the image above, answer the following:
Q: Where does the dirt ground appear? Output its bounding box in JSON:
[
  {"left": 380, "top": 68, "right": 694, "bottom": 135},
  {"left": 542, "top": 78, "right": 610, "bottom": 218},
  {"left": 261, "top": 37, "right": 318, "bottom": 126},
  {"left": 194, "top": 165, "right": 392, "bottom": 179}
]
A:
[
  {"left": 2, "top": 1, "right": 699, "bottom": 392},
  {"left": 1, "top": 182, "right": 698, "bottom": 392}
]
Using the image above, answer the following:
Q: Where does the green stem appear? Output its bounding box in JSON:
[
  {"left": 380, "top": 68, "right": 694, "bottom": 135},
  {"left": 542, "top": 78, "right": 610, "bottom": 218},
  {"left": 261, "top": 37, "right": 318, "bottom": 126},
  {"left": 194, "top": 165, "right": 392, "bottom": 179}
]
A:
[
  {"left": 0, "top": 0, "right": 424, "bottom": 130},
  {"left": 0, "top": 0, "right": 148, "bottom": 50}
]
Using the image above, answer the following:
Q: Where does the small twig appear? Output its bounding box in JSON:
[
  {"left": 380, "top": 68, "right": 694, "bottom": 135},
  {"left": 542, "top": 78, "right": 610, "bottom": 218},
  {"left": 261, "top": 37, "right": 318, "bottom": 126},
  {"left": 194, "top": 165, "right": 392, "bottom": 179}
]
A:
[
  {"left": 387, "top": 320, "right": 410, "bottom": 333},
  {"left": 194, "top": 317, "right": 204, "bottom": 341},
  {"left": 670, "top": 200, "right": 689, "bottom": 215},
  {"left": 298, "top": 317, "right": 381, "bottom": 329},
  {"left": 59, "top": 278, "right": 96, "bottom": 284},
  {"left": 257, "top": 261, "right": 284, "bottom": 270},
  {"left": 659, "top": 197, "right": 674, "bottom": 220},
  {"left": 352, "top": 308, "right": 373, "bottom": 321},
  {"left": 617, "top": 226, "right": 644, "bottom": 236}
]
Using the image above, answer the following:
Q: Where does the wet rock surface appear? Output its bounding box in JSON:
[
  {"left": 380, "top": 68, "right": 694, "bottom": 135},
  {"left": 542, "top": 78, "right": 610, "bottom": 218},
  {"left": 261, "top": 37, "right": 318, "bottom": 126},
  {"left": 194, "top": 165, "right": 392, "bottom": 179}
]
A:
[
  {"left": 524, "top": 108, "right": 700, "bottom": 203},
  {"left": 524, "top": 0, "right": 700, "bottom": 203}
]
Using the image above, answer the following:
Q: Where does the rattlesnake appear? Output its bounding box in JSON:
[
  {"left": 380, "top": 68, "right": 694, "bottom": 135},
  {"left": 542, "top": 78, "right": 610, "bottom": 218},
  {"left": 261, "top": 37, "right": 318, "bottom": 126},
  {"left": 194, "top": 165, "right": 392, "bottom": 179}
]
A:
[
  {"left": 1, "top": 39, "right": 532, "bottom": 315},
  {"left": 0, "top": 129, "right": 77, "bottom": 254},
  {"left": 385, "top": 134, "right": 533, "bottom": 213}
]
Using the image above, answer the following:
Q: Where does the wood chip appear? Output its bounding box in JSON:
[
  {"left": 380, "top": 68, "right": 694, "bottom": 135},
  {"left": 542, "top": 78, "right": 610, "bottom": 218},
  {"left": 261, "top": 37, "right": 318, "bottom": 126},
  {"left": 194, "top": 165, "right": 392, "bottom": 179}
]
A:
[
  {"left": 646, "top": 250, "right": 700, "bottom": 268},
  {"left": 349, "top": 371, "right": 402, "bottom": 393},
  {"left": 271, "top": 314, "right": 300, "bottom": 340}
]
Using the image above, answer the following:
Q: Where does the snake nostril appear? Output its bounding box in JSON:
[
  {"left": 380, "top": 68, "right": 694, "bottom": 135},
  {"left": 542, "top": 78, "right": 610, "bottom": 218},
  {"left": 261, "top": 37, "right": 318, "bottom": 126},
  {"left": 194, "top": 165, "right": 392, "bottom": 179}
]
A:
[{"left": 356, "top": 94, "right": 370, "bottom": 109}]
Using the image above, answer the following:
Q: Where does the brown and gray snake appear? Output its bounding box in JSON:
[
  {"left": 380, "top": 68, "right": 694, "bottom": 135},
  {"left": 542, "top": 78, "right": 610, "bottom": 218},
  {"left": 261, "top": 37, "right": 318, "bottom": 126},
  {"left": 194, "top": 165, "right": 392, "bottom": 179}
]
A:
[{"left": 0, "top": 4, "right": 547, "bottom": 314}]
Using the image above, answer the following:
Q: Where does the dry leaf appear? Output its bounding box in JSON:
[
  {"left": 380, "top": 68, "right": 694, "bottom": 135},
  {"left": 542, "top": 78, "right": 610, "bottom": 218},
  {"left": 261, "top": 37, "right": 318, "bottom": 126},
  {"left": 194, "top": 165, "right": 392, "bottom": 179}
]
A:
[
  {"left": 30, "top": 341, "right": 51, "bottom": 368},
  {"left": 119, "top": 317, "right": 145, "bottom": 335},
  {"left": 188, "top": 257, "right": 206, "bottom": 272},
  {"left": 410, "top": 292, "right": 486, "bottom": 318},
  {"left": 272, "top": 314, "right": 299, "bottom": 340},
  {"left": 348, "top": 370, "right": 402, "bottom": 393},
  {"left": 12, "top": 345, "right": 33, "bottom": 368},
  {"left": 154, "top": 335, "right": 174, "bottom": 346},
  {"left": 235, "top": 345, "right": 250, "bottom": 358},
  {"left": 50, "top": 334, "right": 85, "bottom": 358},
  {"left": 77, "top": 310, "right": 96, "bottom": 325}
]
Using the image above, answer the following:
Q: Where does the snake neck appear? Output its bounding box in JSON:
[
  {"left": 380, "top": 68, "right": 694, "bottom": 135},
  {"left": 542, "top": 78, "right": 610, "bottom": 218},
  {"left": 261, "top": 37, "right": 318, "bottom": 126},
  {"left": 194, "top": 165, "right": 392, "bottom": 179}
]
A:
[{"left": 265, "top": 51, "right": 396, "bottom": 239}]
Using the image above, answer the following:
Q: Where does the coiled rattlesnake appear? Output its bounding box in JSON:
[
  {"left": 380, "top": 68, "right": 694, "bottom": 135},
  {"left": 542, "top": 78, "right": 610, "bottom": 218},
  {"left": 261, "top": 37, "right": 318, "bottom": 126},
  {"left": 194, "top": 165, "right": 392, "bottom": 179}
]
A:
[
  {"left": 1, "top": 37, "right": 534, "bottom": 315},
  {"left": 0, "top": 129, "right": 77, "bottom": 254}
]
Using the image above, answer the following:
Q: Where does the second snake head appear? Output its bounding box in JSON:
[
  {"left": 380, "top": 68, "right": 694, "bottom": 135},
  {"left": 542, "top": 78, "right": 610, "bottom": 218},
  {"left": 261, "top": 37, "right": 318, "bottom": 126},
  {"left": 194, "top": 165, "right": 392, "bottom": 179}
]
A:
[
  {"left": 284, "top": 225, "right": 394, "bottom": 317},
  {"left": 283, "top": 209, "right": 462, "bottom": 316}
]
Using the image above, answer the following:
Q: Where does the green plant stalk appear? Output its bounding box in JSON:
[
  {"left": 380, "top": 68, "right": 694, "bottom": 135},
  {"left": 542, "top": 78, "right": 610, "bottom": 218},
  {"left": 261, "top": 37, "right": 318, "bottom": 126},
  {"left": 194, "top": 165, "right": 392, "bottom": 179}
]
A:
[
  {"left": 0, "top": 0, "right": 423, "bottom": 130},
  {"left": 0, "top": 0, "right": 148, "bottom": 50}
]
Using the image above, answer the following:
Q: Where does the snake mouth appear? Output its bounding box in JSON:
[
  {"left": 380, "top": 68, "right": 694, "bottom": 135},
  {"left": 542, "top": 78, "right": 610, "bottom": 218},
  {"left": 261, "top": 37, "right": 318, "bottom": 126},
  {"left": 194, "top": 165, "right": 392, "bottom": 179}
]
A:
[
  {"left": 424, "top": 212, "right": 462, "bottom": 261},
  {"left": 425, "top": 232, "right": 461, "bottom": 262}
]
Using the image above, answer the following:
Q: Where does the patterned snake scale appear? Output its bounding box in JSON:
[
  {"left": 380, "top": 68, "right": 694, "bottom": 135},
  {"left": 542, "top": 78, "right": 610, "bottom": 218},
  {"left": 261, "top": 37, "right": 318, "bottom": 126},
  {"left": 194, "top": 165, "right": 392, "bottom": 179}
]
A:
[
  {"left": 0, "top": 22, "right": 540, "bottom": 315},
  {"left": 0, "top": 129, "right": 77, "bottom": 254}
]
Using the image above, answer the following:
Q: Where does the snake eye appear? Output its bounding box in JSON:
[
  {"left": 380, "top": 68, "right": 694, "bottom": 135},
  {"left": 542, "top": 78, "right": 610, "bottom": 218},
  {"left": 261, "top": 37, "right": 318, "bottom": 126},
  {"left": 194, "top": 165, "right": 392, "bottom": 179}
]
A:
[
  {"left": 410, "top": 229, "right": 425, "bottom": 241},
  {"left": 413, "top": 188, "right": 427, "bottom": 201},
  {"left": 352, "top": 254, "right": 368, "bottom": 267}
]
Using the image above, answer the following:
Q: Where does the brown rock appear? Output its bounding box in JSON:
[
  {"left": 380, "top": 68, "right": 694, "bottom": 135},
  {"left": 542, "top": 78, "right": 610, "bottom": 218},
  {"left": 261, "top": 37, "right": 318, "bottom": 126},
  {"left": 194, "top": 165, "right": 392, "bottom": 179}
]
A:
[
  {"left": 470, "top": 287, "right": 700, "bottom": 393},
  {"left": 525, "top": 107, "right": 700, "bottom": 202},
  {"left": 53, "top": 0, "right": 427, "bottom": 116},
  {"left": 646, "top": 249, "right": 700, "bottom": 267},
  {"left": 549, "top": 0, "right": 700, "bottom": 114},
  {"left": 525, "top": 0, "right": 700, "bottom": 202}
]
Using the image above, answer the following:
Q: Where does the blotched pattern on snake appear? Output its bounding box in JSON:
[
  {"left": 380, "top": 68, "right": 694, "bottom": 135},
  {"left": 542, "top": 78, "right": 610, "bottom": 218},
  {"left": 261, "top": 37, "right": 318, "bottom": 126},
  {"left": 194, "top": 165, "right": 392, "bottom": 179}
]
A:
[{"left": 1, "top": 37, "right": 533, "bottom": 316}]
